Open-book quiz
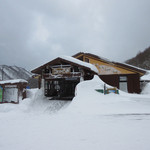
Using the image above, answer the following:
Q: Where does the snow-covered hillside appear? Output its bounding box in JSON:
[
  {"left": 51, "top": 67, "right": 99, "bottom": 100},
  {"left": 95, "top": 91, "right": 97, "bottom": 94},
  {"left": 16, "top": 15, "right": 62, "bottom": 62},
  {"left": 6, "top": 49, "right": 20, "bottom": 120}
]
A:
[
  {"left": 0, "top": 65, "right": 32, "bottom": 80},
  {"left": 0, "top": 76, "right": 150, "bottom": 150}
]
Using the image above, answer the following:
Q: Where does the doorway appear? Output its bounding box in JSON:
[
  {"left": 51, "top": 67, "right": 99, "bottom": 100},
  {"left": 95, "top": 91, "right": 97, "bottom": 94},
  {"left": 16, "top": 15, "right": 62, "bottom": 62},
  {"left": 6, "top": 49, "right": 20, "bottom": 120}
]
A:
[{"left": 44, "top": 78, "right": 80, "bottom": 100}]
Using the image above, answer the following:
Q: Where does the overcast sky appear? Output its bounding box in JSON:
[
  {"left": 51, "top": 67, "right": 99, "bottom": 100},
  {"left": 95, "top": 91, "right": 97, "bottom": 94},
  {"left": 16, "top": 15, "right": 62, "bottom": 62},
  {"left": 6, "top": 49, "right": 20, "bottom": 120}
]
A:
[{"left": 0, "top": 0, "right": 150, "bottom": 70}]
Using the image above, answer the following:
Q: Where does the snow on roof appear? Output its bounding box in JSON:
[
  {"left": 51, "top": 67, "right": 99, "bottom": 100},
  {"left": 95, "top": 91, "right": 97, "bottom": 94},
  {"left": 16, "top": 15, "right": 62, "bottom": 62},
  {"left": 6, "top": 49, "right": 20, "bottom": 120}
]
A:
[
  {"left": 121, "top": 63, "right": 147, "bottom": 72},
  {"left": 60, "top": 55, "right": 99, "bottom": 74},
  {"left": 73, "top": 52, "right": 146, "bottom": 75},
  {"left": 0, "top": 79, "right": 28, "bottom": 85}
]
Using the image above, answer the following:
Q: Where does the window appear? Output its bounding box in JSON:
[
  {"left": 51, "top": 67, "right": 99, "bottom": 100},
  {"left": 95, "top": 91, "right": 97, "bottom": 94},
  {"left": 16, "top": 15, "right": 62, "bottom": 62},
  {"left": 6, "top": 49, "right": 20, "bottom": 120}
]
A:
[
  {"left": 85, "top": 58, "right": 89, "bottom": 63},
  {"left": 119, "top": 76, "right": 128, "bottom": 92},
  {"left": 120, "top": 76, "right": 127, "bottom": 82}
]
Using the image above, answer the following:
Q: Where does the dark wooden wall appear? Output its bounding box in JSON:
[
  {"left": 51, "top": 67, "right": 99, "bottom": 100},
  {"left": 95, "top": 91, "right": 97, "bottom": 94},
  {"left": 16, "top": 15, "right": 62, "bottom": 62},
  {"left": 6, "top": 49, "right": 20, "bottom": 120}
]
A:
[
  {"left": 127, "top": 74, "right": 140, "bottom": 94},
  {"left": 100, "top": 75, "right": 119, "bottom": 89},
  {"left": 100, "top": 74, "right": 141, "bottom": 94}
]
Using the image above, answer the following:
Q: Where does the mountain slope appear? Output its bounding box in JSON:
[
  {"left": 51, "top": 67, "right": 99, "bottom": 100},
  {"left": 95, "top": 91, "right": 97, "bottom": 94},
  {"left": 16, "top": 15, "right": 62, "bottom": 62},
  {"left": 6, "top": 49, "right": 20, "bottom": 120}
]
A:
[
  {"left": 126, "top": 47, "right": 150, "bottom": 70},
  {"left": 0, "top": 65, "right": 32, "bottom": 80}
]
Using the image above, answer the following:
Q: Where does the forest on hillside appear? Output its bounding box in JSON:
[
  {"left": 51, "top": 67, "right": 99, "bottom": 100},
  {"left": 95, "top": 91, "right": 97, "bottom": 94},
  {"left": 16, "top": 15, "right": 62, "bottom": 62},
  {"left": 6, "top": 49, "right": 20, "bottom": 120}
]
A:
[{"left": 126, "top": 47, "right": 150, "bottom": 70}]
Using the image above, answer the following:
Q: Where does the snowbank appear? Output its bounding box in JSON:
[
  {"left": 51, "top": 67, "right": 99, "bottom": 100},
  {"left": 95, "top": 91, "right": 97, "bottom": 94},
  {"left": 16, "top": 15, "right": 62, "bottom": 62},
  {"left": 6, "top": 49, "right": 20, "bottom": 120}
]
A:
[
  {"left": 0, "top": 88, "right": 70, "bottom": 114},
  {"left": 25, "top": 88, "right": 70, "bottom": 113},
  {"left": 141, "top": 70, "right": 150, "bottom": 81},
  {"left": 66, "top": 75, "right": 150, "bottom": 115},
  {"left": 141, "top": 82, "right": 150, "bottom": 94}
]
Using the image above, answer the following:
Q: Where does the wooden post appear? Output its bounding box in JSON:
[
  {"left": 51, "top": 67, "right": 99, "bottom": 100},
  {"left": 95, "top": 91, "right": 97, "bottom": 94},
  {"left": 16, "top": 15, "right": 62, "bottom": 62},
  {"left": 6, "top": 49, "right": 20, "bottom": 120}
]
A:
[{"left": 104, "top": 84, "right": 106, "bottom": 95}]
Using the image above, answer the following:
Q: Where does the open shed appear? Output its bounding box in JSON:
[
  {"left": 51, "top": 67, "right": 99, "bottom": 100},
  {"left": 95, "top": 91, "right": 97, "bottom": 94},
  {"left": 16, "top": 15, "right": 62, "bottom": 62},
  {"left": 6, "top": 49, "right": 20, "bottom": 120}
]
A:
[{"left": 0, "top": 79, "right": 28, "bottom": 104}]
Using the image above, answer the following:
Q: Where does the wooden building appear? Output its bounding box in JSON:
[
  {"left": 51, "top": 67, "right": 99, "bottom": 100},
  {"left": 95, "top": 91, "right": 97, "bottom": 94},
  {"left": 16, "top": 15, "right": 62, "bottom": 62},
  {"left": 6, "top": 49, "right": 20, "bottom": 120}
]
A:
[
  {"left": 31, "top": 52, "right": 147, "bottom": 100},
  {"left": 0, "top": 79, "right": 28, "bottom": 104},
  {"left": 31, "top": 56, "right": 98, "bottom": 100},
  {"left": 73, "top": 52, "right": 146, "bottom": 94}
]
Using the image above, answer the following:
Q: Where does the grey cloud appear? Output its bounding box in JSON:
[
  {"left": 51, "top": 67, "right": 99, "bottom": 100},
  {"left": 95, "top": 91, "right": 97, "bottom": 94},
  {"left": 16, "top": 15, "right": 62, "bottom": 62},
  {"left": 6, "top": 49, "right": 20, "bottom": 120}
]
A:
[{"left": 0, "top": 0, "right": 150, "bottom": 70}]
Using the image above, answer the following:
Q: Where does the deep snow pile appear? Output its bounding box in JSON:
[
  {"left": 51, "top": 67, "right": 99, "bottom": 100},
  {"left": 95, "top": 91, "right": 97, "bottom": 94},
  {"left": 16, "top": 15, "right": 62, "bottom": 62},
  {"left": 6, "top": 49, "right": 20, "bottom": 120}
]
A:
[
  {"left": 66, "top": 75, "right": 150, "bottom": 115},
  {"left": 25, "top": 88, "right": 70, "bottom": 113},
  {"left": 0, "top": 88, "right": 70, "bottom": 114}
]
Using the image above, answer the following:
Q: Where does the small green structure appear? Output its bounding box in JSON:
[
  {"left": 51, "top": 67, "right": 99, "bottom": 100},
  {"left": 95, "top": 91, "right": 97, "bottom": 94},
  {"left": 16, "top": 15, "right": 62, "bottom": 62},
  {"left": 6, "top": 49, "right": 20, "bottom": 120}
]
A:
[
  {"left": 95, "top": 89, "right": 104, "bottom": 93},
  {"left": 95, "top": 86, "right": 119, "bottom": 95}
]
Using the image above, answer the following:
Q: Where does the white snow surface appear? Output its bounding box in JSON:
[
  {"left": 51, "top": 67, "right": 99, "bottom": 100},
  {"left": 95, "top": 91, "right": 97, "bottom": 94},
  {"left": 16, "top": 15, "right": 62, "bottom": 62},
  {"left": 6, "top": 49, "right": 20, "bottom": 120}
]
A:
[
  {"left": 60, "top": 55, "right": 99, "bottom": 73},
  {"left": 141, "top": 82, "right": 150, "bottom": 94},
  {"left": 141, "top": 70, "right": 150, "bottom": 81},
  {"left": 0, "top": 75, "right": 150, "bottom": 150},
  {"left": 0, "top": 79, "right": 28, "bottom": 84}
]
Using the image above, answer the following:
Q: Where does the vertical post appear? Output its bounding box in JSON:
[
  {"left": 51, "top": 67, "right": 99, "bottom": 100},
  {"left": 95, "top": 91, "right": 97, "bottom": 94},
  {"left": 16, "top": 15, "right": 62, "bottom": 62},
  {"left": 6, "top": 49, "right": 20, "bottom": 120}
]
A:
[
  {"left": 17, "top": 87, "right": 19, "bottom": 104},
  {"left": 1, "top": 66, "right": 4, "bottom": 80},
  {"left": 38, "top": 76, "right": 41, "bottom": 89},
  {"left": 0, "top": 86, "right": 3, "bottom": 103},
  {"left": 104, "top": 84, "right": 106, "bottom": 95}
]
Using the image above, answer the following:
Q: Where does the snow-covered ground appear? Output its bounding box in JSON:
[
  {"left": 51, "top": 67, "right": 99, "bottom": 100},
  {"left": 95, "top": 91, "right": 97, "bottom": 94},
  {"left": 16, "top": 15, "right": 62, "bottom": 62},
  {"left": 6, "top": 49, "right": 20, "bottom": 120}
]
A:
[{"left": 0, "top": 76, "right": 150, "bottom": 150}]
